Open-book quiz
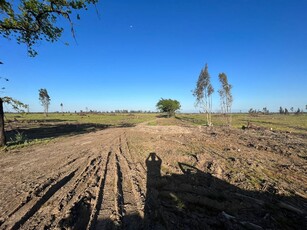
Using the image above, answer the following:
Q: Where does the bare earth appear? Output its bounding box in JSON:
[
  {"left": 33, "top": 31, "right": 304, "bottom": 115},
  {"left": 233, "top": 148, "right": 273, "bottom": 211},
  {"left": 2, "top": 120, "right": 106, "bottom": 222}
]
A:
[{"left": 0, "top": 122, "right": 306, "bottom": 229}]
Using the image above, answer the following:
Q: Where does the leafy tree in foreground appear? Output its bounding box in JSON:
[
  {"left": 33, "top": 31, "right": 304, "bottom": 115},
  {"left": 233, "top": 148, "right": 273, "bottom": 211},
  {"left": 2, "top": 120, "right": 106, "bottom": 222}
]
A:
[
  {"left": 0, "top": 0, "right": 97, "bottom": 145},
  {"left": 0, "top": 0, "right": 98, "bottom": 56},
  {"left": 218, "top": 73, "right": 233, "bottom": 126},
  {"left": 156, "top": 98, "right": 181, "bottom": 118},
  {"left": 39, "top": 88, "right": 50, "bottom": 117},
  {"left": 193, "top": 63, "right": 214, "bottom": 126}
]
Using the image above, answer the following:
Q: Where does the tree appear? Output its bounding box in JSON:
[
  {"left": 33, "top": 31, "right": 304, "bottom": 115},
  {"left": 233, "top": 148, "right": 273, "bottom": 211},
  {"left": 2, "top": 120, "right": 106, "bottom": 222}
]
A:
[
  {"left": 39, "top": 88, "right": 50, "bottom": 117},
  {"left": 262, "top": 107, "right": 269, "bottom": 114},
  {"left": 249, "top": 108, "right": 255, "bottom": 114},
  {"left": 279, "top": 106, "right": 284, "bottom": 114},
  {"left": 60, "top": 103, "right": 64, "bottom": 114},
  {"left": 156, "top": 98, "right": 181, "bottom": 118},
  {"left": 0, "top": 96, "right": 27, "bottom": 146},
  {"left": 295, "top": 108, "right": 301, "bottom": 115},
  {"left": 0, "top": 0, "right": 98, "bottom": 56},
  {"left": 218, "top": 73, "right": 233, "bottom": 125},
  {"left": 193, "top": 63, "right": 214, "bottom": 126},
  {"left": 0, "top": 64, "right": 27, "bottom": 146},
  {"left": 0, "top": 0, "right": 97, "bottom": 146}
]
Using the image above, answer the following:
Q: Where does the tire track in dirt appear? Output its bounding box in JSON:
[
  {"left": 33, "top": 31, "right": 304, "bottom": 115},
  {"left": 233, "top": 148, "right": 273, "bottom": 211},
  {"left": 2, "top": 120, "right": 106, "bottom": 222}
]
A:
[
  {"left": 1, "top": 124, "right": 306, "bottom": 229},
  {"left": 1, "top": 153, "right": 88, "bottom": 223},
  {"left": 0, "top": 130, "right": 125, "bottom": 230},
  {"left": 2, "top": 153, "right": 97, "bottom": 230},
  {"left": 1, "top": 169, "right": 77, "bottom": 230},
  {"left": 92, "top": 147, "right": 120, "bottom": 229},
  {"left": 87, "top": 150, "right": 112, "bottom": 230},
  {"left": 48, "top": 154, "right": 104, "bottom": 229},
  {"left": 0, "top": 151, "right": 87, "bottom": 223},
  {"left": 56, "top": 133, "right": 123, "bottom": 230},
  {"left": 0, "top": 129, "right": 148, "bottom": 229},
  {"left": 118, "top": 135, "right": 146, "bottom": 217},
  {"left": 90, "top": 134, "right": 144, "bottom": 230},
  {"left": 21, "top": 154, "right": 99, "bottom": 229},
  {"left": 115, "top": 151, "right": 142, "bottom": 229},
  {"left": 115, "top": 153, "right": 125, "bottom": 222}
]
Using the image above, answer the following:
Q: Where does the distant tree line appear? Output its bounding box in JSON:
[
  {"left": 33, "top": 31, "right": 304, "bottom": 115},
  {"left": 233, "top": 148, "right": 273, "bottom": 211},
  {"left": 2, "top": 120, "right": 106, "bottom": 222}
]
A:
[
  {"left": 248, "top": 107, "right": 270, "bottom": 114},
  {"left": 248, "top": 106, "right": 305, "bottom": 115},
  {"left": 279, "top": 106, "right": 304, "bottom": 115},
  {"left": 68, "top": 110, "right": 157, "bottom": 115}
]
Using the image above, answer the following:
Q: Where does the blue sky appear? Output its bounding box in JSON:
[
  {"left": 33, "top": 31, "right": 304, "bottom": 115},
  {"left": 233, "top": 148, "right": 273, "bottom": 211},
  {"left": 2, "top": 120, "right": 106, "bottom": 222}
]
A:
[{"left": 1, "top": 0, "right": 307, "bottom": 113}]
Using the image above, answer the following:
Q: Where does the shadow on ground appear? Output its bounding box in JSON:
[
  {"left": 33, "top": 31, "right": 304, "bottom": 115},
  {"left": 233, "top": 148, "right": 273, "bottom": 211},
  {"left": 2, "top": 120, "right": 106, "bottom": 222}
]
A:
[
  {"left": 5, "top": 123, "right": 135, "bottom": 143},
  {"left": 96, "top": 153, "right": 307, "bottom": 230}
]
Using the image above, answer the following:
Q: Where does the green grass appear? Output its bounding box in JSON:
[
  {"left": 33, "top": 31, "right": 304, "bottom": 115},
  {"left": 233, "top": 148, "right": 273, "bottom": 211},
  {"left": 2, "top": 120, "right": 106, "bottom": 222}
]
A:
[
  {"left": 233, "top": 113, "right": 307, "bottom": 134},
  {"left": 5, "top": 112, "right": 157, "bottom": 126},
  {"left": 5, "top": 112, "right": 307, "bottom": 136},
  {"left": 177, "top": 113, "right": 307, "bottom": 134},
  {"left": 3, "top": 138, "right": 53, "bottom": 150}
]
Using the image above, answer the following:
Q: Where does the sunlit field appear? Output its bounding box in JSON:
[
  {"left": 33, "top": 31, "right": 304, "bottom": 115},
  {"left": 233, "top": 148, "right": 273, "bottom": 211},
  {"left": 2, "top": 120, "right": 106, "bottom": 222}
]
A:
[
  {"left": 177, "top": 113, "right": 307, "bottom": 134},
  {"left": 5, "top": 112, "right": 307, "bottom": 135}
]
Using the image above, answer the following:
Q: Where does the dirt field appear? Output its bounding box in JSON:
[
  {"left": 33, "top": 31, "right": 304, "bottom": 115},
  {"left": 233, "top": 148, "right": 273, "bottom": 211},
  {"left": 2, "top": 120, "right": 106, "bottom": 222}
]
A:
[{"left": 0, "top": 118, "right": 306, "bottom": 229}]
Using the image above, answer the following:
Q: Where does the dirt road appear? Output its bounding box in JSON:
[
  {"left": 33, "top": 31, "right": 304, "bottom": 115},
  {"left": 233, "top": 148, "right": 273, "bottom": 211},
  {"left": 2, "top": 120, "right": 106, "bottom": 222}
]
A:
[{"left": 0, "top": 124, "right": 306, "bottom": 229}]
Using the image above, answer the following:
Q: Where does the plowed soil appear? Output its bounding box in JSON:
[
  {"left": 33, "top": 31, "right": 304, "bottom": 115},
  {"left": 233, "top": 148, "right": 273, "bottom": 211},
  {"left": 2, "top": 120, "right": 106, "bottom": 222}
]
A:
[{"left": 0, "top": 121, "right": 306, "bottom": 229}]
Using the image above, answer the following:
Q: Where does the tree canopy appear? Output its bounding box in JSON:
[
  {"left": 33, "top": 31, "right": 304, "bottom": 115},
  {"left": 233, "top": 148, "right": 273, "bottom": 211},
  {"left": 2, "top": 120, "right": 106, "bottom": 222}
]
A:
[
  {"left": 156, "top": 98, "right": 181, "bottom": 118},
  {"left": 0, "top": 0, "right": 98, "bottom": 56}
]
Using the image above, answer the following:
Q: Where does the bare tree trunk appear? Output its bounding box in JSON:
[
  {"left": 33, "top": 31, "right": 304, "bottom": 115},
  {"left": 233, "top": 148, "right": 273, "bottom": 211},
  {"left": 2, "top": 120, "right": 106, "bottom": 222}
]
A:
[
  {"left": 44, "top": 106, "right": 48, "bottom": 117},
  {"left": 0, "top": 98, "right": 6, "bottom": 146},
  {"left": 209, "top": 95, "right": 213, "bottom": 126}
]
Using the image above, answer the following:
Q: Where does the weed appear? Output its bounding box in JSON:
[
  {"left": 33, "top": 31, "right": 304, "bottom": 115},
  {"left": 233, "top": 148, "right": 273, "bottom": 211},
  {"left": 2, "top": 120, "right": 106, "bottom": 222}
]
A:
[
  {"left": 10, "top": 131, "right": 28, "bottom": 144},
  {"left": 5, "top": 138, "right": 52, "bottom": 150}
]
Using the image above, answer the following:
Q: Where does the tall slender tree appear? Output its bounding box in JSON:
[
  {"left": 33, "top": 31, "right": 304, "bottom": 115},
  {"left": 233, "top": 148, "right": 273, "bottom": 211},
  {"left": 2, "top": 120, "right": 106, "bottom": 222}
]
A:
[
  {"left": 207, "top": 83, "right": 214, "bottom": 126},
  {"left": 39, "top": 88, "right": 50, "bottom": 117},
  {"left": 60, "top": 103, "right": 64, "bottom": 114},
  {"left": 193, "top": 63, "right": 214, "bottom": 126},
  {"left": 218, "top": 73, "right": 233, "bottom": 126}
]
